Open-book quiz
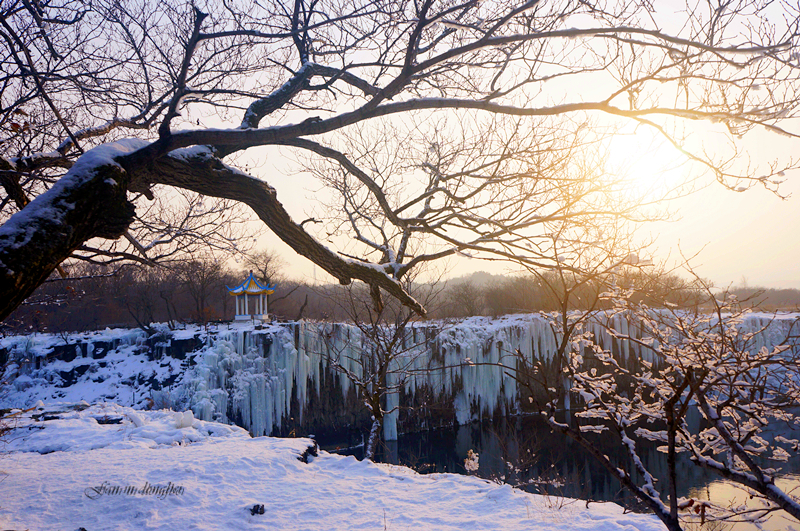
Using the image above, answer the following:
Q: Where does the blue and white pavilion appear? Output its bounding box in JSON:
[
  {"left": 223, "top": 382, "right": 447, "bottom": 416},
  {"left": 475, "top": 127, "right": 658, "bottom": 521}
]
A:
[{"left": 227, "top": 271, "right": 276, "bottom": 321}]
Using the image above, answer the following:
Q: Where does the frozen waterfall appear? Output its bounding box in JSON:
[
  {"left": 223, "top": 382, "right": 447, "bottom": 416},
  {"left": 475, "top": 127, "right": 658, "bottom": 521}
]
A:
[{"left": 2, "top": 313, "right": 797, "bottom": 441}]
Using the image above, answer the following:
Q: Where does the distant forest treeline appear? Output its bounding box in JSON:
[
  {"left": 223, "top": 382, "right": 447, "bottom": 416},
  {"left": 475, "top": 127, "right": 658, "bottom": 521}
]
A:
[
  {"left": 723, "top": 287, "right": 800, "bottom": 311},
  {"left": 5, "top": 252, "right": 799, "bottom": 334}
]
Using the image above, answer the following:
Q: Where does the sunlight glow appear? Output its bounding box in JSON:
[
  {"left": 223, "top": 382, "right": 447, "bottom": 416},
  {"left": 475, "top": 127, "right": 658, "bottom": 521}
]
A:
[{"left": 604, "top": 126, "right": 693, "bottom": 203}]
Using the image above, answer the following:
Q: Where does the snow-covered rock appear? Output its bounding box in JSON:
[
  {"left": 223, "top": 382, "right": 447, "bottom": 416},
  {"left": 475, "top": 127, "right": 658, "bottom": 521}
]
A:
[{"left": 3, "top": 402, "right": 249, "bottom": 453}]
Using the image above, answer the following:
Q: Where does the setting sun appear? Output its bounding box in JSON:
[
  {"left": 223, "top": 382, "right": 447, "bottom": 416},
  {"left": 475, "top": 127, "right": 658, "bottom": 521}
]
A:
[{"left": 604, "top": 126, "right": 694, "bottom": 201}]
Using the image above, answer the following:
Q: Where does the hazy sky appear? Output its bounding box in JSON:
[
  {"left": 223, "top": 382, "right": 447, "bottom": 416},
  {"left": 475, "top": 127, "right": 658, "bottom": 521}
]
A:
[
  {"left": 647, "top": 177, "right": 800, "bottom": 289},
  {"left": 614, "top": 121, "right": 800, "bottom": 290},
  {"left": 253, "top": 161, "right": 800, "bottom": 290},
  {"left": 248, "top": 121, "right": 800, "bottom": 290},
  {"left": 177, "top": 3, "right": 800, "bottom": 292},
  {"left": 187, "top": 59, "right": 800, "bottom": 292}
]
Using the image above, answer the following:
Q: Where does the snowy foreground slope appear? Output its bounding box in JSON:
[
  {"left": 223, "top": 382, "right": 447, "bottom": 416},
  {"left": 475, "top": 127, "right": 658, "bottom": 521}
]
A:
[{"left": 0, "top": 403, "right": 664, "bottom": 531}]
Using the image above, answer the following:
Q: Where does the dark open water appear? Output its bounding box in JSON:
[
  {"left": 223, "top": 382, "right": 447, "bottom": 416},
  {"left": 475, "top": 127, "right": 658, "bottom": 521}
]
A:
[{"left": 319, "top": 411, "right": 800, "bottom": 531}]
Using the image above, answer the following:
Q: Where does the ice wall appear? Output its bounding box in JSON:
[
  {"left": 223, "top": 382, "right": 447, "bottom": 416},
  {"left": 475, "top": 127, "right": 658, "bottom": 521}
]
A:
[
  {"left": 3, "top": 313, "right": 797, "bottom": 441},
  {"left": 176, "top": 313, "right": 799, "bottom": 440}
]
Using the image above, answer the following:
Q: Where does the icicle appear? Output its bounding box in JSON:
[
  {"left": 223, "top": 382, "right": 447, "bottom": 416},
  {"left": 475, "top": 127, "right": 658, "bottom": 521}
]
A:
[{"left": 163, "top": 313, "right": 798, "bottom": 438}]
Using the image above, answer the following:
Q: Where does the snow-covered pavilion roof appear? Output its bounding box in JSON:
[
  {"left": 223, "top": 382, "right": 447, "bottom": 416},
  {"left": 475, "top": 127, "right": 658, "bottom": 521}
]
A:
[{"left": 227, "top": 271, "right": 276, "bottom": 295}]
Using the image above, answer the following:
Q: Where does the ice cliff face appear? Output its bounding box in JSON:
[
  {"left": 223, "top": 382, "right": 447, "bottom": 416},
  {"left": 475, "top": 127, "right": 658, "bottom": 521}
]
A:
[
  {"left": 154, "top": 313, "right": 800, "bottom": 441},
  {"left": 2, "top": 313, "right": 797, "bottom": 441},
  {"left": 175, "top": 317, "right": 559, "bottom": 440}
]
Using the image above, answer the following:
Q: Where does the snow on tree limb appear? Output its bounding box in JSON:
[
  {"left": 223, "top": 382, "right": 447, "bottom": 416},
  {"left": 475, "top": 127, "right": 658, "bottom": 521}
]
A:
[
  {"left": 0, "top": 140, "right": 148, "bottom": 319},
  {"left": 133, "top": 147, "right": 426, "bottom": 315},
  {"left": 1, "top": 0, "right": 799, "bottom": 320}
]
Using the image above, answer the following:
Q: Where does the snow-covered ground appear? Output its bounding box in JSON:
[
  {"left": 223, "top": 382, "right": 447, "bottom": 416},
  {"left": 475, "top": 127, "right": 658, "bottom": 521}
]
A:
[{"left": 0, "top": 402, "right": 664, "bottom": 530}]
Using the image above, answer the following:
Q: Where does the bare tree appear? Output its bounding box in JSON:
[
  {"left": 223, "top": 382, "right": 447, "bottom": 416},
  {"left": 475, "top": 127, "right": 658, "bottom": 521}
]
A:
[
  {"left": 323, "top": 270, "right": 445, "bottom": 460},
  {"left": 443, "top": 279, "right": 484, "bottom": 318},
  {"left": 1, "top": 0, "right": 799, "bottom": 321},
  {"left": 122, "top": 267, "right": 162, "bottom": 333},
  {"left": 481, "top": 265, "right": 705, "bottom": 317},
  {"left": 505, "top": 264, "right": 800, "bottom": 531},
  {"left": 244, "top": 249, "right": 285, "bottom": 285},
  {"left": 177, "top": 255, "right": 227, "bottom": 322}
]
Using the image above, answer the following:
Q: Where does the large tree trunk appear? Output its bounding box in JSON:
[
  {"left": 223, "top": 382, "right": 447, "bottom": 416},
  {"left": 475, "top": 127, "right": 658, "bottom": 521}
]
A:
[
  {"left": 0, "top": 141, "right": 425, "bottom": 322},
  {"left": 130, "top": 149, "right": 425, "bottom": 315},
  {"left": 0, "top": 141, "right": 144, "bottom": 320}
]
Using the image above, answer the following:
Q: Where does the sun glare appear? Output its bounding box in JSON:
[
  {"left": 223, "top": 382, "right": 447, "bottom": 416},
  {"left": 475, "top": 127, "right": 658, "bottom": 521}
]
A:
[{"left": 604, "top": 128, "right": 692, "bottom": 202}]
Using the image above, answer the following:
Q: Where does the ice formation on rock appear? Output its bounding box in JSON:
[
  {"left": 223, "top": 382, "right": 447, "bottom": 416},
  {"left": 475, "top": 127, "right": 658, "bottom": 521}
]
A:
[
  {"left": 2, "top": 313, "right": 797, "bottom": 441},
  {"left": 174, "top": 314, "right": 799, "bottom": 440}
]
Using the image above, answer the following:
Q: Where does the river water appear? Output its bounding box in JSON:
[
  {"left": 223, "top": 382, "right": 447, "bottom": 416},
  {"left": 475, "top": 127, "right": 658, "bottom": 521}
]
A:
[{"left": 320, "top": 411, "right": 800, "bottom": 531}]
